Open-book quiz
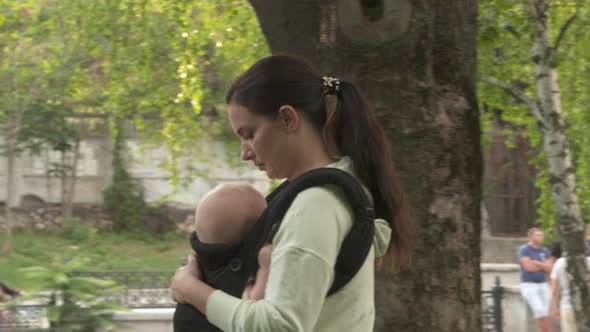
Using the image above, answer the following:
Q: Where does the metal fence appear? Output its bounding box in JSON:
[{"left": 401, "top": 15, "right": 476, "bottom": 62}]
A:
[
  {"left": 0, "top": 304, "right": 47, "bottom": 331},
  {"left": 0, "top": 270, "right": 175, "bottom": 331},
  {"left": 482, "top": 276, "right": 504, "bottom": 332},
  {"left": 1, "top": 270, "right": 506, "bottom": 331},
  {"left": 69, "top": 270, "right": 176, "bottom": 308}
]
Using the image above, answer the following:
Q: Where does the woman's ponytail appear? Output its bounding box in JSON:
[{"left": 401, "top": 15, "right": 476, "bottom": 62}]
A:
[{"left": 333, "top": 81, "right": 415, "bottom": 271}]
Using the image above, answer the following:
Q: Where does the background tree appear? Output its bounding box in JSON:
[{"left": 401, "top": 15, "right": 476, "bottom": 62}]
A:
[
  {"left": 0, "top": 0, "right": 85, "bottom": 252},
  {"left": 479, "top": 0, "right": 590, "bottom": 328},
  {"left": 1, "top": 0, "right": 268, "bottom": 246},
  {"left": 69, "top": 0, "right": 268, "bottom": 184},
  {"left": 248, "top": 1, "right": 481, "bottom": 331}
]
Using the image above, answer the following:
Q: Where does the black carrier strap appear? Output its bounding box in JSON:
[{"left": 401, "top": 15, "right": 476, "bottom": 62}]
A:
[{"left": 240, "top": 167, "right": 376, "bottom": 296}]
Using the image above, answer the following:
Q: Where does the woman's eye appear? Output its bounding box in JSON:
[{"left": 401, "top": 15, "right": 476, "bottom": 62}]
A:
[{"left": 238, "top": 128, "right": 254, "bottom": 140}]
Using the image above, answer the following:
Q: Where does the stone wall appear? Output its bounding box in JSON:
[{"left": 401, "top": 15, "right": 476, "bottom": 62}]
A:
[
  {"left": 481, "top": 236, "right": 527, "bottom": 264},
  {"left": 0, "top": 136, "right": 270, "bottom": 210},
  {"left": 100, "top": 309, "right": 175, "bottom": 332}
]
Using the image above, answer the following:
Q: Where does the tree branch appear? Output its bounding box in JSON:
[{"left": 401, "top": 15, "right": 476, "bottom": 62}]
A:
[
  {"left": 480, "top": 76, "right": 534, "bottom": 105},
  {"left": 479, "top": 75, "right": 547, "bottom": 127},
  {"left": 553, "top": 13, "right": 578, "bottom": 55}
]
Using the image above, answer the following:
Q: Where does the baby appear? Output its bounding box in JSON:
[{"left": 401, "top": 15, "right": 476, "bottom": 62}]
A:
[{"left": 193, "top": 183, "right": 271, "bottom": 300}]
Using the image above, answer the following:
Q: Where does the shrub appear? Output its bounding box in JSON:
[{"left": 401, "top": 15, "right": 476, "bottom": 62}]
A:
[
  {"left": 58, "top": 218, "right": 98, "bottom": 243},
  {"left": 8, "top": 257, "right": 126, "bottom": 332}
]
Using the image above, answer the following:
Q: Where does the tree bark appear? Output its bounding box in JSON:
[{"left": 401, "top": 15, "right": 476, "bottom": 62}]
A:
[
  {"left": 2, "top": 126, "right": 17, "bottom": 254},
  {"left": 528, "top": 1, "right": 590, "bottom": 330},
  {"left": 63, "top": 138, "right": 80, "bottom": 219},
  {"left": 249, "top": 1, "right": 482, "bottom": 331}
]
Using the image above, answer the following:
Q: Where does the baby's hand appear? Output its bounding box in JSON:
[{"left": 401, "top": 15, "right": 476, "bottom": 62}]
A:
[
  {"left": 241, "top": 279, "right": 255, "bottom": 300},
  {"left": 241, "top": 245, "right": 273, "bottom": 301},
  {"left": 257, "top": 244, "right": 273, "bottom": 268}
]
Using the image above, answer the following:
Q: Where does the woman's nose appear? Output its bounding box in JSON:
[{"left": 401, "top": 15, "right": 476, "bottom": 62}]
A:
[{"left": 241, "top": 145, "right": 253, "bottom": 161}]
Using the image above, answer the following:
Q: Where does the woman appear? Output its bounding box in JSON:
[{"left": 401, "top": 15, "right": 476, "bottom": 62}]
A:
[
  {"left": 170, "top": 54, "right": 414, "bottom": 331},
  {"left": 550, "top": 249, "right": 590, "bottom": 332}
]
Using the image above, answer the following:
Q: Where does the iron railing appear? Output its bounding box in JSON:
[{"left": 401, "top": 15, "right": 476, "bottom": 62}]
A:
[
  {"left": 1, "top": 270, "right": 506, "bottom": 331},
  {"left": 0, "top": 304, "right": 47, "bottom": 331},
  {"left": 68, "top": 269, "right": 176, "bottom": 308},
  {"left": 481, "top": 276, "right": 504, "bottom": 332}
]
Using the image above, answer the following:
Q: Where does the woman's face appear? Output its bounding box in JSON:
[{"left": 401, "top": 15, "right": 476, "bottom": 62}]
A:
[{"left": 228, "top": 103, "right": 292, "bottom": 179}]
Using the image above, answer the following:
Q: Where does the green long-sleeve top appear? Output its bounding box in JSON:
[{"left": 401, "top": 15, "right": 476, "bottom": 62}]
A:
[{"left": 206, "top": 156, "right": 392, "bottom": 331}]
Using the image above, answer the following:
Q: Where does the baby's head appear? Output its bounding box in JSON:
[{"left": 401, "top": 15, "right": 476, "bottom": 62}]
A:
[{"left": 195, "top": 184, "right": 267, "bottom": 245}]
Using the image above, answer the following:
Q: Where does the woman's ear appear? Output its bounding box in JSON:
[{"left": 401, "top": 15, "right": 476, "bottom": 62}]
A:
[{"left": 278, "top": 105, "right": 299, "bottom": 133}]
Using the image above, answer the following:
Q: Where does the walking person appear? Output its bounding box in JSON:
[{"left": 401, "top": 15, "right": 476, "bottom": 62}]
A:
[
  {"left": 170, "top": 54, "right": 415, "bottom": 331},
  {"left": 550, "top": 244, "right": 590, "bottom": 332}
]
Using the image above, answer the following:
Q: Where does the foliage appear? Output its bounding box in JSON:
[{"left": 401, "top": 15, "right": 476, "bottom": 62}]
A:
[
  {"left": 478, "top": 0, "right": 590, "bottom": 232},
  {"left": 0, "top": 0, "right": 269, "bottom": 193},
  {"left": 0, "top": 0, "right": 83, "bottom": 155},
  {"left": 102, "top": 118, "right": 147, "bottom": 233},
  {"left": 59, "top": 0, "right": 268, "bottom": 184},
  {"left": 1, "top": 257, "right": 126, "bottom": 332},
  {"left": 0, "top": 228, "right": 188, "bottom": 290},
  {"left": 142, "top": 205, "right": 177, "bottom": 239},
  {"left": 58, "top": 218, "right": 99, "bottom": 243}
]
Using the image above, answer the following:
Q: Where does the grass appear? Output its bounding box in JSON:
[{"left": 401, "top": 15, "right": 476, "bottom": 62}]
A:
[{"left": 0, "top": 224, "right": 193, "bottom": 291}]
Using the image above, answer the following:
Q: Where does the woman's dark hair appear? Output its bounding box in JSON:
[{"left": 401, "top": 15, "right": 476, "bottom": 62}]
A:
[
  {"left": 551, "top": 242, "right": 561, "bottom": 259},
  {"left": 226, "top": 54, "right": 415, "bottom": 270}
]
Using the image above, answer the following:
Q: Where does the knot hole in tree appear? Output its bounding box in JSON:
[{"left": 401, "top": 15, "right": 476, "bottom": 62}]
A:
[
  {"left": 337, "top": 0, "right": 412, "bottom": 44},
  {"left": 360, "top": 0, "right": 384, "bottom": 21}
]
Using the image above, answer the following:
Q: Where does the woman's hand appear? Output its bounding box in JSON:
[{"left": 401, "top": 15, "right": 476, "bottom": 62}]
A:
[
  {"left": 241, "top": 244, "right": 273, "bottom": 301},
  {"left": 170, "top": 254, "right": 202, "bottom": 303}
]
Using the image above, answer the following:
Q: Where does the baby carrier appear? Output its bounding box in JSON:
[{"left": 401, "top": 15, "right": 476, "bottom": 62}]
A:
[{"left": 173, "top": 168, "right": 376, "bottom": 332}]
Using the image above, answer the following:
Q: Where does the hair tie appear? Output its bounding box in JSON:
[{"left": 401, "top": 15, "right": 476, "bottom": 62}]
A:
[{"left": 322, "top": 76, "right": 340, "bottom": 95}]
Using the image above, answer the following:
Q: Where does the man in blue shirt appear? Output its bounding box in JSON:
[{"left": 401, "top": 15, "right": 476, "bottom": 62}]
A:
[{"left": 518, "top": 227, "right": 553, "bottom": 332}]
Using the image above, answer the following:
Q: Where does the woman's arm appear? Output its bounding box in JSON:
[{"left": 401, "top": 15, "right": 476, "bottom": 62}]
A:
[
  {"left": 549, "top": 258, "right": 562, "bottom": 318},
  {"left": 550, "top": 277, "right": 560, "bottom": 317},
  {"left": 170, "top": 255, "right": 214, "bottom": 313},
  {"left": 207, "top": 248, "right": 335, "bottom": 331}
]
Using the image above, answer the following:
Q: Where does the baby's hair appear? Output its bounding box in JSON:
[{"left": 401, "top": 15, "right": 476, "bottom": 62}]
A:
[
  {"left": 195, "top": 183, "right": 267, "bottom": 245},
  {"left": 208, "top": 183, "right": 263, "bottom": 198}
]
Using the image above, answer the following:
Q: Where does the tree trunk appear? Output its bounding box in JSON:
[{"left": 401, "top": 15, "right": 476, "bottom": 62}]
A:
[
  {"left": 63, "top": 138, "right": 80, "bottom": 219},
  {"left": 2, "top": 132, "right": 17, "bottom": 253},
  {"left": 529, "top": 1, "right": 590, "bottom": 329},
  {"left": 249, "top": 1, "right": 482, "bottom": 331},
  {"left": 61, "top": 149, "right": 67, "bottom": 215}
]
